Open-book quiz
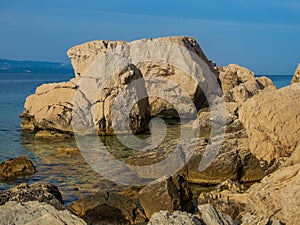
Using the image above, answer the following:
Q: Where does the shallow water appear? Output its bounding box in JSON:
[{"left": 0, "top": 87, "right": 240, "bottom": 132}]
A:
[{"left": 0, "top": 73, "right": 293, "bottom": 204}]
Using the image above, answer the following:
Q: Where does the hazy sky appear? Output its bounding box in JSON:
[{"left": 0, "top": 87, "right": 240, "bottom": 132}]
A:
[{"left": 1, "top": 0, "right": 299, "bottom": 74}]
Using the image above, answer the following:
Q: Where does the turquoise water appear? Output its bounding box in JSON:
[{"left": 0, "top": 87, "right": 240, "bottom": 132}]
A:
[{"left": 0, "top": 73, "right": 293, "bottom": 204}]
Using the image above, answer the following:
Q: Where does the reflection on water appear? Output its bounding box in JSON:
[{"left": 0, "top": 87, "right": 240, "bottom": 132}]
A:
[{"left": 7, "top": 119, "right": 187, "bottom": 204}]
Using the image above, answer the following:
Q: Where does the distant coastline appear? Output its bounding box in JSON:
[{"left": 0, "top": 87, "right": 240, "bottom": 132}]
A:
[{"left": 0, "top": 59, "right": 73, "bottom": 74}]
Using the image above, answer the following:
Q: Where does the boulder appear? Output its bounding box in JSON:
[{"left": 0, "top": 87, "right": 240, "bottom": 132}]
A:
[
  {"left": 67, "top": 36, "right": 218, "bottom": 118},
  {"left": 0, "top": 201, "right": 86, "bottom": 225},
  {"left": 69, "top": 191, "right": 147, "bottom": 224},
  {"left": 138, "top": 174, "right": 194, "bottom": 219},
  {"left": 180, "top": 132, "right": 265, "bottom": 185},
  {"left": 0, "top": 156, "right": 36, "bottom": 180},
  {"left": 148, "top": 211, "right": 203, "bottom": 225},
  {"left": 21, "top": 64, "right": 151, "bottom": 135},
  {"left": 239, "top": 84, "right": 300, "bottom": 163},
  {"left": 291, "top": 63, "right": 300, "bottom": 84},
  {"left": 0, "top": 182, "right": 64, "bottom": 210},
  {"left": 197, "top": 204, "right": 234, "bottom": 225},
  {"left": 245, "top": 163, "right": 300, "bottom": 225},
  {"left": 198, "top": 180, "right": 248, "bottom": 219},
  {"left": 218, "top": 64, "right": 275, "bottom": 106}
]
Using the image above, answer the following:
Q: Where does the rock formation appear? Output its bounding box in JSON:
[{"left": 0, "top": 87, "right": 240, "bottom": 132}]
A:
[
  {"left": 138, "top": 174, "right": 194, "bottom": 219},
  {"left": 0, "top": 201, "right": 87, "bottom": 225},
  {"left": 245, "top": 162, "right": 300, "bottom": 225},
  {"left": 197, "top": 204, "right": 234, "bottom": 225},
  {"left": 69, "top": 190, "right": 147, "bottom": 224},
  {"left": 291, "top": 63, "right": 300, "bottom": 84},
  {"left": 148, "top": 211, "right": 203, "bottom": 225},
  {"left": 21, "top": 36, "right": 220, "bottom": 135},
  {"left": 198, "top": 180, "right": 248, "bottom": 219},
  {"left": 0, "top": 156, "right": 36, "bottom": 180},
  {"left": 240, "top": 83, "right": 300, "bottom": 163},
  {"left": 0, "top": 182, "right": 64, "bottom": 210}
]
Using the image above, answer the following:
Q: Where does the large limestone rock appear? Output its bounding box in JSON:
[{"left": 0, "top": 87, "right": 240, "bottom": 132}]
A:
[
  {"left": 0, "top": 201, "right": 86, "bottom": 225},
  {"left": 21, "top": 64, "right": 151, "bottom": 135},
  {"left": 0, "top": 182, "right": 64, "bottom": 210},
  {"left": 138, "top": 174, "right": 194, "bottom": 219},
  {"left": 239, "top": 84, "right": 300, "bottom": 163},
  {"left": 0, "top": 156, "right": 36, "bottom": 180},
  {"left": 67, "top": 36, "right": 218, "bottom": 118},
  {"left": 69, "top": 191, "right": 147, "bottom": 224},
  {"left": 245, "top": 163, "right": 300, "bottom": 225},
  {"left": 291, "top": 63, "right": 300, "bottom": 84}
]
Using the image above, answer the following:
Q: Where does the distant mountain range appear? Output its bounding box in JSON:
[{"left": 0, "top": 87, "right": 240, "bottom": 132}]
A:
[{"left": 0, "top": 59, "right": 73, "bottom": 74}]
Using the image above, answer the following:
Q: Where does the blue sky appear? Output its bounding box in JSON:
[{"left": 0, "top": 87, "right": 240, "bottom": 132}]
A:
[{"left": 1, "top": 0, "right": 299, "bottom": 75}]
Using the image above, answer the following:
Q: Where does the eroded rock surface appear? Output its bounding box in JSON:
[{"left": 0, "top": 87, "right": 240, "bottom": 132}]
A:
[
  {"left": 0, "top": 201, "right": 86, "bottom": 225},
  {"left": 138, "top": 174, "right": 194, "bottom": 219},
  {"left": 291, "top": 63, "right": 300, "bottom": 84},
  {"left": 245, "top": 163, "right": 300, "bottom": 225},
  {"left": 198, "top": 180, "right": 248, "bottom": 219},
  {"left": 148, "top": 211, "right": 203, "bottom": 225},
  {"left": 240, "top": 84, "right": 300, "bottom": 163},
  {"left": 69, "top": 190, "right": 147, "bottom": 225},
  {"left": 0, "top": 182, "right": 64, "bottom": 210}
]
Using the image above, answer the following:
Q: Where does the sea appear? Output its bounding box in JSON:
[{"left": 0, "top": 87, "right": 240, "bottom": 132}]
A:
[{"left": 0, "top": 73, "right": 293, "bottom": 204}]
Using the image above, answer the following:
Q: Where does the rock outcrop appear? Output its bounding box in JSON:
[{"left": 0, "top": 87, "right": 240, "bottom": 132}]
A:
[
  {"left": 69, "top": 190, "right": 147, "bottom": 224},
  {"left": 21, "top": 36, "right": 221, "bottom": 134},
  {"left": 198, "top": 180, "right": 248, "bottom": 219},
  {"left": 0, "top": 156, "right": 36, "bottom": 180},
  {"left": 291, "top": 63, "right": 300, "bottom": 84},
  {"left": 241, "top": 213, "right": 284, "bottom": 225},
  {"left": 21, "top": 64, "right": 151, "bottom": 135},
  {"left": 218, "top": 64, "right": 275, "bottom": 107},
  {"left": 148, "top": 211, "right": 203, "bottom": 225},
  {"left": 245, "top": 163, "right": 300, "bottom": 225},
  {"left": 67, "top": 36, "right": 218, "bottom": 118},
  {"left": 239, "top": 84, "right": 300, "bottom": 163},
  {"left": 0, "top": 201, "right": 86, "bottom": 225},
  {"left": 138, "top": 174, "right": 194, "bottom": 219},
  {"left": 0, "top": 182, "right": 64, "bottom": 210},
  {"left": 197, "top": 204, "right": 234, "bottom": 225}
]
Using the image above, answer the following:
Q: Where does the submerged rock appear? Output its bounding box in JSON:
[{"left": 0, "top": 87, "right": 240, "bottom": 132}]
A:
[
  {"left": 69, "top": 190, "right": 147, "bottom": 225},
  {"left": 0, "top": 182, "right": 64, "bottom": 210},
  {"left": 138, "top": 174, "right": 194, "bottom": 219},
  {"left": 0, "top": 156, "right": 36, "bottom": 180},
  {"left": 0, "top": 201, "right": 86, "bottom": 225}
]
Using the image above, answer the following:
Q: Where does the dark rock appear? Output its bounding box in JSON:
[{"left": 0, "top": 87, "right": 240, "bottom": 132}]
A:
[
  {"left": 138, "top": 174, "right": 194, "bottom": 219},
  {"left": 0, "top": 156, "right": 36, "bottom": 180},
  {"left": 69, "top": 191, "right": 147, "bottom": 225},
  {"left": 0, "top": 182, "right": 64, "bottom": 210}
]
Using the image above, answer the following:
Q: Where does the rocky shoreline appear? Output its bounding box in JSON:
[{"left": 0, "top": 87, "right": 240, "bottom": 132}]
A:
[{"left": 0, "top": 36, "right": 299, "bottom": 224}]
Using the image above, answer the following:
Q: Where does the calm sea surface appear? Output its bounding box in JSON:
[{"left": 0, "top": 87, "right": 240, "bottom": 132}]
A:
[{"left": 0, "top": 73, "right": 293, "bottom": 204}]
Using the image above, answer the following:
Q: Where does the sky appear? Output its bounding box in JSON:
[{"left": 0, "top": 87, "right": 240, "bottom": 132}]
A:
[{"left": 0, "top": 0, "right": 299, "bottom": 75}]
